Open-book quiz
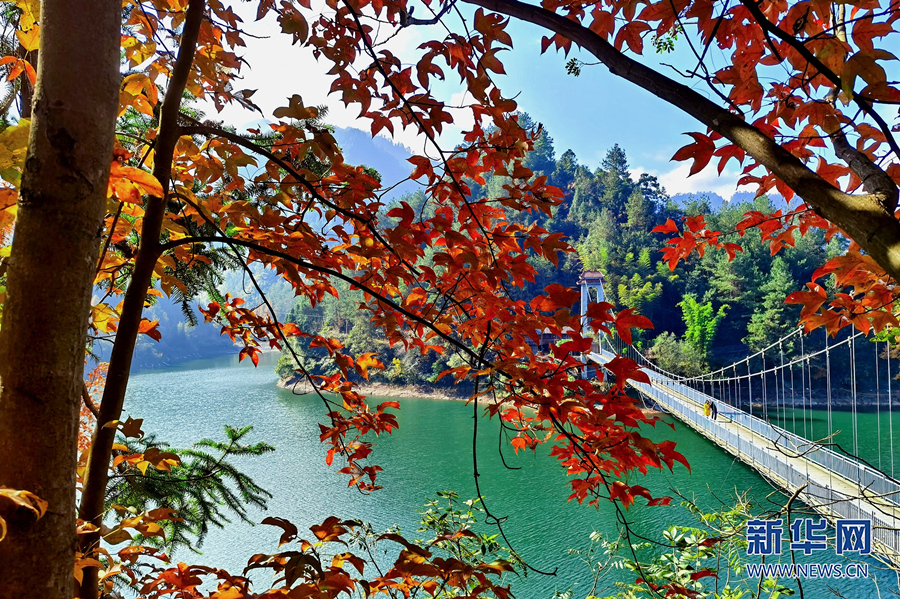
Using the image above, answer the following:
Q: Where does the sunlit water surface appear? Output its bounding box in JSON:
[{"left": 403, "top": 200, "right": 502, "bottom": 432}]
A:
[{"left": 124, "top": 354, "right": 892, "bottom": 597}]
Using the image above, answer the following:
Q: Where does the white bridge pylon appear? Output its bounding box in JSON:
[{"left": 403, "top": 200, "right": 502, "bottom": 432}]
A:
[{"left": 578, "top": 270, "right": 606, "bottom": 338}]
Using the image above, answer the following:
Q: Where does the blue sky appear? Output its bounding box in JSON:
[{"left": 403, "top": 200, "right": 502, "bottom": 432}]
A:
[{"left": 211, "top": 3, "right": 747, "bottom": 197}]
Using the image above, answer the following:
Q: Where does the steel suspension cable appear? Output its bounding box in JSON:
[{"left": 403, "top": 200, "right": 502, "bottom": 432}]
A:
[
  {"left": 826, "top": 330, "right": 833, "bottom": 445},
  {"left": 779, "top": 342, "right": 786, "bottom": 426},
  {"left": 800, "top": 332, "right": 807, "bottom": 438},
  {"left": 851, "top": 334, "right": 859, "bottom": 457},
  {"left": 762, "top": 350, "right": 768, "bottom": 421},
  {"left": 748, "top": 360, "right": 753, "bottom": 418},
  {"left": 806, "top": 357, "right": 811, "bottom": 441},
  {"left": 679, "top": 327, "right": 866, "bottom": 385},
  {"left": 890, "top": 339, "right": 895, "bottom": 478},
  {"left": 877, "top": 339, "right": 882, "bottom": 471},
  {"left": 790, "top": 348, "right": 796, "bottom": 434}
]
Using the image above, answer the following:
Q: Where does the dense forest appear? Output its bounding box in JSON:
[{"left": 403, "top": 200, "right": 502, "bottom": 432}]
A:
[{"left": 276, "top": 116, "right": 840, "bottom": 386}]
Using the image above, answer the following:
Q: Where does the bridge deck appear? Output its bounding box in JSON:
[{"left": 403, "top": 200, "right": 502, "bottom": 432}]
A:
[{"left": 589, "top": 350, "right": 900, "bottom": 567}]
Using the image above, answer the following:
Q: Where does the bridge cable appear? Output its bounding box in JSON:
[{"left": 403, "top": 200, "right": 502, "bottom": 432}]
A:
[
  {"left": 851, "top": 334, "right": 859, "bottom": 458},
  {"left": 887, "top": 337, "right": 894, "bottom": 478},
  {"left": 800, "top": 331, "right": 807, "bottom": 439},
  {"left": 731, "top": 365, "right": 736, "bottom": 408},
  {"left": 877, "top": 339, "right": 882, "bottom": 471},
  {"left": 790, "top": 346, "right": 796, "bottom": 434},
  {"left": 808, "top": 355, "right": 815, "bottom": 447},
  {"left": 779, "top": 341, "right": 786, "bottom": 428},
  {"left": 748, "top": 360, "right": 753, "bottom": 418},
  {"left": 761, "top": 350, "right": 768, "bottom": 421},
  {"left": 805, "top": 353, "right": 812, "bottom": 484},
  {"left": 803, "top": 355, "right": 809, "bottom": 443},
  {"left": 826, "top": 330, "right": 833, "bottom": 445},
  {"left": 677, "top": 326, "right": 865, "bottom": 386}
]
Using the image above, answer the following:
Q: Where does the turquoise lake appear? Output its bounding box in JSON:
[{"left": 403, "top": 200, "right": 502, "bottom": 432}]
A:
[{"left": 122, "top": 353, "right": 895, "bottom": 597}]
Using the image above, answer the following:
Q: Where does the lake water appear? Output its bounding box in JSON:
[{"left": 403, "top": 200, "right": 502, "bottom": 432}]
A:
[
  {"left": 123, "top": 353, "right": 893, "bottom": 597},
  {"left": 765, "top": 405, "right": 900, "bottom": 478}
]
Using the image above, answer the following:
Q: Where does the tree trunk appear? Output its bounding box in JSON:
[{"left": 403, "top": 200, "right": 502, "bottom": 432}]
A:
[
  {"left": 77, "top": 2, "right": 205, "bottom": 596},
  {"left": 0, "top": 2, "right": 121, "bottom": 598}
]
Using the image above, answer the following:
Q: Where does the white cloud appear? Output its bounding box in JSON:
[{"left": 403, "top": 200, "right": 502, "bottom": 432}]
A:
[
  {"left": 635, "top": 160, "right": 749, "bottom": 199},
  {"left": 201, "top": 4, "right": 467, "bottom": 153}
]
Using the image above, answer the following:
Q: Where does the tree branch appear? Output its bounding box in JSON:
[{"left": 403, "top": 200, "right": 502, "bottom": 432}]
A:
[
  {"left": 830, "top": 125, "right": 898, "bottom": 204},
  {"left": 158, "top": 234, "right": 489, "bottom": 366},
  {"left": 735, "top": 0, "right": 900, "bottom": 162},
  {"left": 77, "top": 2, "right": 207, "bottom": 597},
  {"left": 461, "top": 0, "right": 900, "bottom": 283},
  {"left": 81, "top": 384, "right": 99, "bottom": 419}
]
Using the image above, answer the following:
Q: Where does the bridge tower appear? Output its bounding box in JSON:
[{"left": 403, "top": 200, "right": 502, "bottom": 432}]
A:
[{"left": 578, "top": 270, "right": 606, "bottom": 337}]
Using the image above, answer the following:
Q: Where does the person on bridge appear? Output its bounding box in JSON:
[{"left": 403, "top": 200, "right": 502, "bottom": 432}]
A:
[
  {"left": 704, "top": 400, "right": 711, "bottom": 418},
  {"left": 710, "top": 401, "right": 718, "bottom": 421}
]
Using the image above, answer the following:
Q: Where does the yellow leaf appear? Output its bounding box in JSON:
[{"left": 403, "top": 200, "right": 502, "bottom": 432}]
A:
[
  {"left": 91, "top": 302, "right": 119, "bottom": 333},
  {"left": 122, "top": 73, "right": 148, "bottom": 96},
  {"left": 74, "top": 554, "right": 104, "bottom": 585},
  {"left": 99, "top": 562, "right": 122, "bottom": 582},
  {"left": 102, "top": 527, "right": 133, "bottom": 545},
  {"left": 0, "top": 203, "right": 16, "bottom": 231},
  {"left": 0, "top": 188, "right": 15, "bottom": 211},
  {"left": 15, "top": 25, "right": 39, "bottom": 52},
  {"left": 108, "top": 162, "right": 164, "bottom": 203},
  {"left": 14, "top": 0, "right": 40, "bottom": 32},
  {"left": 0, "top": 120, "right": 30, "bottom": 186},
  {"left": 131, "top": 95, "right": 154, "bottom": 116}
]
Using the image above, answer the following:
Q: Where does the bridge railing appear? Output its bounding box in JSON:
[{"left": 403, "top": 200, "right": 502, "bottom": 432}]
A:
[
  {"left": 597, "top": 344, "right": 900, "bottom": 506},
  {"left": 591, "top": 345, "right": 900, "bottom": 556}
]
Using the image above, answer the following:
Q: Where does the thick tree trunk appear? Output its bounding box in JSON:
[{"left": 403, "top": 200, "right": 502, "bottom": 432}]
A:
[{"left": 0, "top": 2, "right": 120, "bottom": 598}]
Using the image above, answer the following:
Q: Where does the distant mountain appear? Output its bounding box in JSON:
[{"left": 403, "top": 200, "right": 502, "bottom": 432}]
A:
[
  {"left": 670, "top": 191, "right": 788, "bottom": 212},
  {"left": 670, "top": 191, "right": 728, "bottom": 211},
  {"left": 332, "top": 127, "right": 417, "bottom": 200},
  {"left": 95, "top": 264, "right": 297, "bottom": 372},
  {"left": 239, "top": 121, "right": 417, "bottom": 202}
]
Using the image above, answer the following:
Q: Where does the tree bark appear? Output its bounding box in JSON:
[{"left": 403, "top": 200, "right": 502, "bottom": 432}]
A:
[
  {"left": 462, "top": 0, "right": 900, "bottom": 282},
  {"left": 0, "top": 1, "right": 120, "bottom": 598}
]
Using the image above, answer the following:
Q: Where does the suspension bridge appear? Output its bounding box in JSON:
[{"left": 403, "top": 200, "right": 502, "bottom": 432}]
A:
[{"left": 578, "top": 271, "right": 900, "bottom": 567}]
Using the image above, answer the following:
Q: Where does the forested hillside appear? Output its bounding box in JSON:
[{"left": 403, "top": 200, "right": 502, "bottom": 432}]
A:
[
  {"left": 112, "top": 117, "right": 833, "bottom": 377},
  {"left": 278, "top": 117, "right": 840, "bottom": 385}
]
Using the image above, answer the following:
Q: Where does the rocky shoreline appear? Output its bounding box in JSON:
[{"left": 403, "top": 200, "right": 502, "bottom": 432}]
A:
[
  {"left": 277, "top": 376, "right": 470, "bottom": 401},
  {"left": 277, "top": 376, "right": 663, "bottom": 414}
]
